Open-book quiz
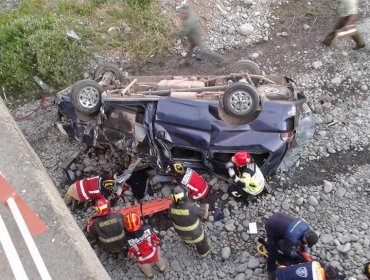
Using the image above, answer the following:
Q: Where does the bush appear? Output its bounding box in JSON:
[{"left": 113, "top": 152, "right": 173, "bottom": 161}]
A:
[
  {"left": 0, "top": 3, "right": 91, "bottom": 99},
  {"left": 0, "top": 0, "right": 173, "bottom": 100}
]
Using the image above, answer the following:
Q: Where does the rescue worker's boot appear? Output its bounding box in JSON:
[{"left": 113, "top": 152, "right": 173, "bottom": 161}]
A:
[
  {"left": 196, "top": 234, "right": 211, "bottom": 258},
  {"left": 156, "top": 249, "right": 167, "bottom": 273}
]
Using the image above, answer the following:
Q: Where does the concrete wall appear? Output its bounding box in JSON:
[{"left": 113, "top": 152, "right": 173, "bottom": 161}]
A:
[{"left": 0, "top": 97, "right": 110, "bottom": 280}]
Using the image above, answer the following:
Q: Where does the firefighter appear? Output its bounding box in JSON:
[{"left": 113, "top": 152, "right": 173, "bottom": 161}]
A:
[
  {"left": 265, "top": 212, "right": 319, "bottom": 273},
  {"left": 168, "top": 186, "right": 210, "bottom": 257},
  {"left": 272, "top": 261, "right": 345, "bottom": 280},
  {"left": 64, "top": 171, "right": 118, "bottom": 205},
  {"left": 86, "top": 198, "right": 126, "bottom": 253},
  {"left": 124, "top": 211, "right": 167, "bottom": 279},
  {"left": 226, "top": 150, "right": 265, "bottom": 198},
  {"left": 167, "top": 161, "right": 210, "bottom": 201}
]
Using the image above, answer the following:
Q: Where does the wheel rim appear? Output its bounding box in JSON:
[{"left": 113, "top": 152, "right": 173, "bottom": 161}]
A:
[
  {"left": 228, "top": 90, "right": 253, "bottom": 115},
  {"left": 78, "top": 87, "right": 100, "bottom": 108}
]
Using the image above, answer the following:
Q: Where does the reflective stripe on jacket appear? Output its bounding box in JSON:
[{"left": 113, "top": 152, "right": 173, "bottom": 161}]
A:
[
  {"left": 127, "top": 227, "right": 160, "bottom": 265},
  {"left": 169, "top": 200, "right": 206, "bottom": 243},
  {"left": 180, "top": 168, "right": 210, "bottom": 200},
  {"left": 89, "top": 212, "right": 125, "bottom": 253},
  {"left": 76, "top": 176, "right": 102, "bottom": 201}
]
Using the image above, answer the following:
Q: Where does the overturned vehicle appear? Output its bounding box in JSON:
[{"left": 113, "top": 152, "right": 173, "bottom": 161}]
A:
[{"left": 56, "top": 60, "right": 312, "bottom": 178}]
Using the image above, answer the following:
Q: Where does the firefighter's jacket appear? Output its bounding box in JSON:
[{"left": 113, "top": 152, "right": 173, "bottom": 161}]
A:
[
  {"left": 76, "top": 174, "right": 118, "bottom": 202},
  {"left": 168, "top": 199, "right": 207, "bottom": 244},
  {"left": 178, "top": 168, "right": 210, "bottom": 200},
  {"left": 226, "top": 161, "right": 265, "bottom": 196},
  {"left": 88, "top": 212, "right": 125, "bottom": 253},
  {"left": 126, "top": 226, "right": 160, "bottom": 265},
  {"left": 274, "top": 261, "right": 327, "bottom": 280}
]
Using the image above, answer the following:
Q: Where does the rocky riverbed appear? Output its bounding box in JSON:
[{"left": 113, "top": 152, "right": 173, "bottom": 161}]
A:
[{"left": 12, "top": 0, "right": 370, "bottom": 279}]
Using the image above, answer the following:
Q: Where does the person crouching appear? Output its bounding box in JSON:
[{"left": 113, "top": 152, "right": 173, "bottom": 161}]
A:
[{"left": 86, "top": 198, "right": 126, "bottom": 253}]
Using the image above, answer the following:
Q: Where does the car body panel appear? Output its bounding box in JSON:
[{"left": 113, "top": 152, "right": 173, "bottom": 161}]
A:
[{"left": 56, "top": 75, "right": 311, "bottom": 176}]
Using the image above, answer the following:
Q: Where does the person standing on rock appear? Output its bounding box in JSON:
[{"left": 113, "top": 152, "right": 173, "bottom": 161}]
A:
[
  {"left": 166, "top": 161, "right": 210, "bottom": 201},
  {"left": 86, "top": 198, "right": 126, "bottom": 253},
  {"left": 265, "top": 212, "right": 319, "bottom": 273},
  {"left": 168, "top": 186, "right": 211, "bottom": 257},
  {"left": 322, "top": 0, "right": 365, "bottom": 50},
  {"left": 171, "top": 5, "right": 224, "bottom": 66},
  {"left": 226, "top": 150, "right": 265, "bottom": 198},
  {"left": 124, "top": 211, "right": 167, "bottom": 279}
]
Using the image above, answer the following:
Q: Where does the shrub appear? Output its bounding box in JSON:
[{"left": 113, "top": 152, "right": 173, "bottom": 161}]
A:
[{"left": 0, "top": 0, "right": 173, "bottom": 100}]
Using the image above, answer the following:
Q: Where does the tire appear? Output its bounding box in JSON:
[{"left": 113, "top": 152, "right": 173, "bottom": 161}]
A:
[
  {"left": 71, "top": 80, "right": 103, "bottom": 115},
  {"left": 223, "top": 82, "right": 259, "bottom": 117},
  {"left": 94, "top": 63, "right": 125, "bottom": 83},
  {"left": 230, "top": 60, "right": 261, "bottom": 86}
]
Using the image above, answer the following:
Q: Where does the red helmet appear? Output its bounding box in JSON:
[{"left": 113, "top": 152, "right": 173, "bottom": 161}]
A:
[
  {"left": 124, "top": 212, "right": 141, "bottom": 232},
  {"left": 95, "top": 198, "right": 110, "bottom": 216},
  {"left": 232, "top": 150, "right": 252, "bottom": 167}
]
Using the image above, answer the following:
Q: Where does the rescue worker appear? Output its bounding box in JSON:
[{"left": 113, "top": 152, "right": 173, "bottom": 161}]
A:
[
  {"left": 265, "top": 212, "right": 319, "bottom": 273},
  {"left": 272, "top": 261, "right": 345, "bottom": 280},
  {"left": 172, "top": 5, "right": 224, "bottom": 66},
  {"left": 226, "top": 150, "right": 265, "bottom": 198},
  {"left": 168, "top": 186, "right": 210, "bottom": 257},
  {"left": 167, "top": 161, "right": 210, "bottom": 201},
  {"left": 86, "top": 198, "right": 126, "bottom": 253},
  {"left": 64, "top": 171, "right": 118, "bottom": 205},
  {"left": 322, "top": 0, "right": 365, "bottom": 50},
  {"left": 124, "top": 211, "right": 166, "bottom": 279}
]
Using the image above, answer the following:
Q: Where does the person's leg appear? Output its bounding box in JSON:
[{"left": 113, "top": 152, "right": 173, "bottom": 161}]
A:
[
  {"left": 155, "top": 249, "right": 167, "bottom": 272},
  {"left": 64, "top": 183, "right": 77, "bottom": 204},
  {"left": 322, "top": 17, "right": 348, "bottom": 45},
  {"left": 199, "top": 44, "right": 224, "bottom": 63},
  {"left": 195, "top": 233, "right": 211, "bottom": 257},
  {"left": 138, "top": 263, "right": 154, "bottom": 278},
  {"left": 351, "top": 32, "right": 365, "bottom": 48},
  {"left": 185, "top": 42, "right": 196, "bottom": 65}
]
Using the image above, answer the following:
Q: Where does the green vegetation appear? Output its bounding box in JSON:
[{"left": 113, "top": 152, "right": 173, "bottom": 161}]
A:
[{"left": 0, "top": 0, "right": 172, "bottom": 100}]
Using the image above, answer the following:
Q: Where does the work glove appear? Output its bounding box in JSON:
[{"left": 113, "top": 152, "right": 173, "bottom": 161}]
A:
[{"left": 225, "top": 162, "right": 234, "bottom": 169}]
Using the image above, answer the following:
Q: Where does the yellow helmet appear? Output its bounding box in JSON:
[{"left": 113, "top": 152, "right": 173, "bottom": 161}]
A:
[
  {"left": 103, "top": 179, "right": 114, "bottom": 189},
  {"left": 172, "top": 162, "right": 185, "bottom": 174},
  {"left": 171, "top": 186, "right": 187, "bottom": 203}
]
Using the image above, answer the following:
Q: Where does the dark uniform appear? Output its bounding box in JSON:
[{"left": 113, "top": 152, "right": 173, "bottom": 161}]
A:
[
  {"left": 168, "top": 199, "right": 210, "bottom": 257},
  {"left": 265, "top": 213, "right": 311, "bottom": 272},
  {"left": 273, "top": 261, "right": 346, "bottom": 280},
  {"left": 172, "top": 7, "right": 224, "bottom": 64},
  {"left": 88, "top": 212, "right": 125, "bottom": 253}
]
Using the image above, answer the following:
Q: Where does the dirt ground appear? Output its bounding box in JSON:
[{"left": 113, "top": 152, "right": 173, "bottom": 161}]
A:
[{"left": 138, "top": 0, "right": 338, "bottom": 76}]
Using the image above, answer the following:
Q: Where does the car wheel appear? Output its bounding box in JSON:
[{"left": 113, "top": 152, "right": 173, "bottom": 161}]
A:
[
  {"left": 223, "top": 82, "right": 259, "bottom": 117},
  {"left": 230, "top": 60, "right": 261, "bottom": 86},
  {"left": 71, "top": 80, "right": 103, "bottom": 115},
  {"left": 94, "top": 63, "right": 125, "bottom": 83}
]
